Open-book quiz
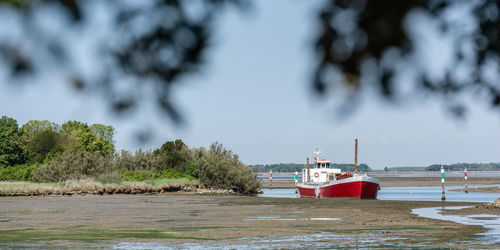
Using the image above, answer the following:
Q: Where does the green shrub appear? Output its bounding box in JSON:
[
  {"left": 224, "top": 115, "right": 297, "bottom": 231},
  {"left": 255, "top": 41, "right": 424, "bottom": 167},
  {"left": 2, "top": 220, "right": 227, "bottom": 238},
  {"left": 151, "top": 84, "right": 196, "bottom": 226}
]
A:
[
  {"left": 121, "top": 171, "right": 155, "bottom": 181},
  {"left": 155, "top": 169, "right": 193, "bottom": 179},
  {"left": 114, "top": 150, "right": 160, "bottom": 172},
  {"left": 121, "top": 169, "right": 193, "bottom": 181},
  {"left": 194, "top": 143, "right": 260, "bottom": 194},
  {"left": 0, "top": 165, "right": 34, "bottom": 181},
  {"left": 154, "top": 139, "right": 194, "bottom": 173},
  {"left": 32, "top": 151, "right": 112, "bottom": 182},
  {"left": 185, "top": 162, "right": 199, "bottom": 177}
]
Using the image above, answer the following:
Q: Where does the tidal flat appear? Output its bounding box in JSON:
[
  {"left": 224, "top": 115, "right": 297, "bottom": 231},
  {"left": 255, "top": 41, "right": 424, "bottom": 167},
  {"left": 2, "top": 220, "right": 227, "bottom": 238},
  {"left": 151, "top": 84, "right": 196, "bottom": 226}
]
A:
[{"left": 0, "top": 194, "right": 497, "bottom": 248}]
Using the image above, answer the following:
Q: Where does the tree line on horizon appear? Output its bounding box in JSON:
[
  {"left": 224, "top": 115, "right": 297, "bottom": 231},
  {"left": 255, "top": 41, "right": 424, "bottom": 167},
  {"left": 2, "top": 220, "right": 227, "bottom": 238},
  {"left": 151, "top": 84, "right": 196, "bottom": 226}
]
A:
[
  {"left": 385, "top": 164, "right": 500, "bottom": 172},
  {"left": 425, "top": 163, "right": 500, "bottom": 171},
  {"left": 252, "top": 162, "right": 500, "bottom": 173},
  {"left": 0, "top": 116, "right": 260, "bottom": 193}
]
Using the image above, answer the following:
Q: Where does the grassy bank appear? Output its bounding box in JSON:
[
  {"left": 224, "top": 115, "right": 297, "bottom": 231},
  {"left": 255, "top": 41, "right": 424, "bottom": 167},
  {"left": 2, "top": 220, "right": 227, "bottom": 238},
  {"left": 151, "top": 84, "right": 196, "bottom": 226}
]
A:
[{"left": 0, "top": 179, "right": 202, "bottom": 196}]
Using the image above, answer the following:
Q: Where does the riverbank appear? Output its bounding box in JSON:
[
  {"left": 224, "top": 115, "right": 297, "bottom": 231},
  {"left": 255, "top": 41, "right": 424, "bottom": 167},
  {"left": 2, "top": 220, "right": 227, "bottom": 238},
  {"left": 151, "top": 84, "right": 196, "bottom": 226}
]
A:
[{"left": 0, "top": 179, "right": 240, "bottom": 196}]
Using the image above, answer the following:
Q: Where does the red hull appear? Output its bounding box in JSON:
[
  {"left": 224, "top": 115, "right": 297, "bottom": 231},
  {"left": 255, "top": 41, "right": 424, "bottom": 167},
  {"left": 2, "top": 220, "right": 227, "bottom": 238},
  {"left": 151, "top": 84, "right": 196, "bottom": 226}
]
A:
[{"left": 297, "top": 177, "right": 379, "bottom": 198}]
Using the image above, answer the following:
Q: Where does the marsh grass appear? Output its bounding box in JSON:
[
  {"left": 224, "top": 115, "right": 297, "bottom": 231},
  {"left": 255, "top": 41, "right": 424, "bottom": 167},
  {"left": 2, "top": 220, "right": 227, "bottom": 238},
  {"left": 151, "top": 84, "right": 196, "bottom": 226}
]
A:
[
  {"left": 0, "top": 178, "right": 200, "bottom": 196},
  {"left": 0, "top": 228, "right": 213, "bottom": 243},
  {"left": 1, "top": 209, "right": 63, "bottom": 214}
]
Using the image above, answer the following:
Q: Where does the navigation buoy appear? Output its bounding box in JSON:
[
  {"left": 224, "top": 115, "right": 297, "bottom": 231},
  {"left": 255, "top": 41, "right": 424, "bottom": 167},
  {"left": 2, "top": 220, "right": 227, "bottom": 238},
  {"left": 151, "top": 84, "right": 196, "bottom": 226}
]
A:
[{"left": 441, "top": 166, "right": 446, "bottom": 201}]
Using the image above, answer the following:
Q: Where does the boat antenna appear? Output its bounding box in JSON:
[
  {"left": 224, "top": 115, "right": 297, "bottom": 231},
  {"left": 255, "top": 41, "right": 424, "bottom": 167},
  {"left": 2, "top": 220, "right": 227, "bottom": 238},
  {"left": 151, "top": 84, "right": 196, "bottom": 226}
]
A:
[
  {"left": 354, "top": 138, "right": 358, "bottom": 173},
  {"left": 314, "top": 147, "right": 321, "bottom": 161}
]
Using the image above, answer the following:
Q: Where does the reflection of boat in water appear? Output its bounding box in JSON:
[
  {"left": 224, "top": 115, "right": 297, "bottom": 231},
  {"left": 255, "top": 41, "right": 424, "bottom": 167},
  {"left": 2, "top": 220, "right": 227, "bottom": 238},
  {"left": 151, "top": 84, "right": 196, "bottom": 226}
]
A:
[{"left": 296, "top": 139, "right": 380, "bottom": 198}]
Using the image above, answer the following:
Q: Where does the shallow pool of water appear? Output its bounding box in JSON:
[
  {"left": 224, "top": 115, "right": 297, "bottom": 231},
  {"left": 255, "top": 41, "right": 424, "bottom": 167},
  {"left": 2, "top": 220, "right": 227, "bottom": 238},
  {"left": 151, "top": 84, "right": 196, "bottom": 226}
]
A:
[
  {"left": 111, "top": 232, "right": 409, "bottom": 249},
  {"left": 412, "top": 206, "right": 500, "bottom": 245}
]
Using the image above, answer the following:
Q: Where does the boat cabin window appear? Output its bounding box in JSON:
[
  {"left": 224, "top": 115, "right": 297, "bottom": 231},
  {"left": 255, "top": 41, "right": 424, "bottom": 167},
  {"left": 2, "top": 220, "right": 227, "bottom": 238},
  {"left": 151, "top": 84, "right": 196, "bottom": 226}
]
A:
[{"left": 316, "top": 163, "right": 330, "bottom": 168}]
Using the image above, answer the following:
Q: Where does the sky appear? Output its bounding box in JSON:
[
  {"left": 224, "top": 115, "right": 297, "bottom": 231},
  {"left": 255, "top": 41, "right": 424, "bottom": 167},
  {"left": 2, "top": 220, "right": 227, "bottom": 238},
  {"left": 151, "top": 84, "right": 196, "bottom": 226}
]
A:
[{"left": 1, "top": 0, "right": 500, "bottom": 169}]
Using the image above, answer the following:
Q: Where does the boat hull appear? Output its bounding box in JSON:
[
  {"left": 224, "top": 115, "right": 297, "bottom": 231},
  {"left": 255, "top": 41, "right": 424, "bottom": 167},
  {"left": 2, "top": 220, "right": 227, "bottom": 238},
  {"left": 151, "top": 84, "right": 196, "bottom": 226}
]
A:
[{"left": 297, "top": 175, "right": 380, "bottom": 198}]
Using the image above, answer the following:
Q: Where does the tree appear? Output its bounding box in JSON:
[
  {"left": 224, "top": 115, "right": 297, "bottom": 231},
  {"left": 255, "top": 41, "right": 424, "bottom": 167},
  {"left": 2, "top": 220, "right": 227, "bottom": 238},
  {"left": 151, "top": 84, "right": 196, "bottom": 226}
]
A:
[
  {"left": 0, "top": 116, "right": 22, "bottom": 166},
  {"left": 19, "top": 120, "right": 58, "bottom": 157},
  {"left": 60, "top": 121, "right": 115, "bottom": 156},
  {"left": 24, "top": 129, "right": 61, "bottom": 164},
  {"left": 61, "top": 121, "right": 89, "bottom": 134},
  {"left": 313, "top": 0, "right": 500, "bottom": 116},
  {"left": 90, "top": 124, "right": 115, "bottom": 144},
  {"left": 0, "top": 0, "right": 246, "bottom": 123},
  {"left": 154, "top": 139, "right": 192, "bottom": 172},
  {"left": 0, "top": 116, "right": 21, "bottom": 165}
]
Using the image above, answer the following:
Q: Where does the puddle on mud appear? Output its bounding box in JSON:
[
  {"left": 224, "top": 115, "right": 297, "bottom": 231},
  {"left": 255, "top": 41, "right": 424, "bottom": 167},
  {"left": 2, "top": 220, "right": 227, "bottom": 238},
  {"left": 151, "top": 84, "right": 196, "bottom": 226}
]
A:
[
  {"left": 412, "top": 206, "right": 500, "bottom": 245},
  {"left": 112, "top": 232, "right": 407, "bottom": 249},
  {"left": 244, "top": 215, "right": 340, "bottom": 221}
]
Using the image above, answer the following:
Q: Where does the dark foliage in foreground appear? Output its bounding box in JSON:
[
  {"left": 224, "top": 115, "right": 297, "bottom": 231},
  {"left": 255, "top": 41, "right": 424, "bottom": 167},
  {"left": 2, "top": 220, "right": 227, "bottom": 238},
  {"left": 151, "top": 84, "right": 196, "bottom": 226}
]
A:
[{"left": 1, "top": 0, "right": 500, "bottom": 124}]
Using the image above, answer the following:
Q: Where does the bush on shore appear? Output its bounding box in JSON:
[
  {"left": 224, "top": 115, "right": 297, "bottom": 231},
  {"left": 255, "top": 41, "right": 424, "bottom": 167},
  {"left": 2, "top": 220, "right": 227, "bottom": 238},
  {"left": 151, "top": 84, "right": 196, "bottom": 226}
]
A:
[
  {"left": 0, "top": 165, "right": 34, "bottom": 181},
  {"left": 121, "top": 169, "right": 194, "bottom": 181},
  {"left": 32, "top": 151, "right": 112, "bottom": 182},
  {"left": 30, "top": 141, "right": 260, "bottom": 193},
  {"left": 193, "top": 143, "right": 260, "bottom": 194}
]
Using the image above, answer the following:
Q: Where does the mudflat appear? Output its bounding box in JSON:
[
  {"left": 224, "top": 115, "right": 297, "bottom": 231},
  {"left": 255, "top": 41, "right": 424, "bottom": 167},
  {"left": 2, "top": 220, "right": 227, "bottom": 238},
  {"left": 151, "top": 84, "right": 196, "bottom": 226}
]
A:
[{"left": 0, "top": 194, "right": 496, "bottom": 248}]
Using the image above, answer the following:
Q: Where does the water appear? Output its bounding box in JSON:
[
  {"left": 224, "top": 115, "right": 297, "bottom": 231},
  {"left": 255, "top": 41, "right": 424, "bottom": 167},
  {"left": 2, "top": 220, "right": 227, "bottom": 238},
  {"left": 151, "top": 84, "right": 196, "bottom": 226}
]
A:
[
  {"left": 112, "top": 232, "right": 409, "bottom": 249},
  {"left": 379, "top": 185, "right": 500, "bottom": 202},
  {"left": 413, "top": 206, "right": 500, "bottom": 245},
  {"left": 258, "top": 186, "right": 500, "bottom": 246},
  {"left": 244, "top": 215, "right": 340, "bottom": 221},
  {"left": 259, "top": 185, "right": 500, "bottom": 202}
]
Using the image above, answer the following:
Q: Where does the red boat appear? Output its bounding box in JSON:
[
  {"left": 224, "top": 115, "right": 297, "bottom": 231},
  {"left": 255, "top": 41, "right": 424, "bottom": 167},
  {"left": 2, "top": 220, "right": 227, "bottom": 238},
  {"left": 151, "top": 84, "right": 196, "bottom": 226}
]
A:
[{"left": 296, "top": 139, "right": 380, "bottom": 198}]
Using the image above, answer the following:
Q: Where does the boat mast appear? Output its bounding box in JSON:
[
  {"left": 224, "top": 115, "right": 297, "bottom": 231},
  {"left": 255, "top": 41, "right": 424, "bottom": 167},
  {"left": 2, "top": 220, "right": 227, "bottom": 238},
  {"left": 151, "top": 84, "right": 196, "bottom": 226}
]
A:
[
  {"left": 306, "top": 158, "right": 310, "bottom": 183},
  {"left": 354, "top": 138, "right": 358, "bottom": 173}
]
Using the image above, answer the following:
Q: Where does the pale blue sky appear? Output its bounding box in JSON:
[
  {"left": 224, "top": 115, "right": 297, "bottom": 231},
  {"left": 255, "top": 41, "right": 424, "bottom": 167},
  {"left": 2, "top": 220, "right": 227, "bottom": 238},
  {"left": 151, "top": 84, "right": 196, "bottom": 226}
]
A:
[{"left": 1, "top": 0, "right": 499, "bottom": 169}]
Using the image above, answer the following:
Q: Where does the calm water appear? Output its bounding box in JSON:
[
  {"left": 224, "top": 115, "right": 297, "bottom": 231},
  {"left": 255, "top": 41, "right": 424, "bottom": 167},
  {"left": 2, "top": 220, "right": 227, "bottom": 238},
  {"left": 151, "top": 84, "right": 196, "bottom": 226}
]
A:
[
  {"left": 413, "top": 206, "right": 500, "bottom": 245},
  {"left": 259, "top": 185, "right": 500, "bottom": 203},
  {"left": 259, "top": 185, "right": 500, "bottom": 245}
]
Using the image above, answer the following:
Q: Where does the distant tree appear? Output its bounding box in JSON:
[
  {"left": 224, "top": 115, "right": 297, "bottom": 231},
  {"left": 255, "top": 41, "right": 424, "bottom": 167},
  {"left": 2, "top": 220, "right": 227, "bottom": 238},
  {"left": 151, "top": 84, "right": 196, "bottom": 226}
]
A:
[
  {"left": 425, "top": 163, "right": 500, "bottom": 171},
  {"left": 384, "top": 167, "right": 388, "bottom": 172},
  {"left": 0, "top": 116, "right": 22, "bottom": 166}
]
